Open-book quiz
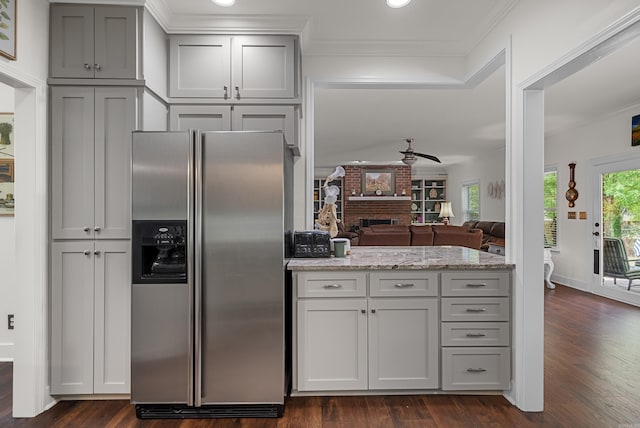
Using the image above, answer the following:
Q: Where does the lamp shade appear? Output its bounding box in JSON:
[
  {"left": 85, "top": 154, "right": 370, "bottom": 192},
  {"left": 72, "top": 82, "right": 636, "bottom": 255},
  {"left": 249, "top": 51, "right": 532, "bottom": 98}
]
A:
[{"left": 438, "top": 202, "right": 454, "bottom": 218}]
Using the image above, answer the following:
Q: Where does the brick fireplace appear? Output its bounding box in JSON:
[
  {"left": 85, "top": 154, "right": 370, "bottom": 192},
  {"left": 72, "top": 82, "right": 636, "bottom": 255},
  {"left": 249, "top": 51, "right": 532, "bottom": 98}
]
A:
[{"left": 342, "top": 165, "right": 412, "bottom": 229}]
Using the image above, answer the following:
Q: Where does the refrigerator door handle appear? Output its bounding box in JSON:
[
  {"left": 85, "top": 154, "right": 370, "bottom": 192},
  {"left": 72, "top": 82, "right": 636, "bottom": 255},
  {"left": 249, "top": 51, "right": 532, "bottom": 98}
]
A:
[
  {"left": 192, "top": 129, "right": 203, "bottom": 407},
  {"left": 185, "top": 130, "right": 196, "bottom": 407}
]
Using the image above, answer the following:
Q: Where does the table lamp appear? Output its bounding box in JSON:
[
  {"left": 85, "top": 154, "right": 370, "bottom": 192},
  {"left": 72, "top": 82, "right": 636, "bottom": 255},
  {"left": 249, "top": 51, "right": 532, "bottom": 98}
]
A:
[{"left": 438, "top": 202, "right": 454, "bottom": 225}]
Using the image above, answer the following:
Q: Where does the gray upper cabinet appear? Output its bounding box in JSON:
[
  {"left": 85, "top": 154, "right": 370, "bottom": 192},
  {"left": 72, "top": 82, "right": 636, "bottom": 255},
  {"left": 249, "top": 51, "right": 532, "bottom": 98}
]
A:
[
  {"left": 50, "top": 4, "right": 138, "bottom": 79},
  {"left": 51, "top": 86, "right": 136, "bottom": 240},
  {"left": 168, "top": 104, "right": 297, "bottom": 152},
  {"left": 169, "top": 35, "right": 296, "bottom": 99}
]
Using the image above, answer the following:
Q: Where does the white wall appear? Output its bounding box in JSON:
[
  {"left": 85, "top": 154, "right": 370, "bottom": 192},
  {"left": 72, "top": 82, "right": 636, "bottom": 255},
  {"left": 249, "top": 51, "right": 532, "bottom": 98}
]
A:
[
  {"left": 546, "top": 104, "right": 640, "bottom": 289},
  {"left": 447, "top": 146, "right": 506, "bottom": 225},
  {"left": 0, "top": 82, "right": 15, "bottom": 361}
]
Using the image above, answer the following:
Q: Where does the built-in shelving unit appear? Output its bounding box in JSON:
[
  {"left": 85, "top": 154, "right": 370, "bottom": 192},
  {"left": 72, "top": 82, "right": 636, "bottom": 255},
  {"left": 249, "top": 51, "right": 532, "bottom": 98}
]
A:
[{"left": 411, "top": 177, "right": 447, "bottom": 224}]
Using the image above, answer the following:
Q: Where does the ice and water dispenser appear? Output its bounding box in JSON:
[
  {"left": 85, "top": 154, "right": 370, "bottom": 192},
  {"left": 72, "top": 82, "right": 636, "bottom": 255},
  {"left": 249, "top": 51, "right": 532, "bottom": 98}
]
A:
[{"left": 132, "top": 220, "right": 187, "bottom": 283}]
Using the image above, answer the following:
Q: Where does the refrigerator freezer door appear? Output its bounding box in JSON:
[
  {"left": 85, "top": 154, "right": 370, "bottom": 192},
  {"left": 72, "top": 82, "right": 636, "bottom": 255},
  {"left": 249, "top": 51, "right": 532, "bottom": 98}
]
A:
[
  {"left": 199, "top": 131, "right": 286, "bottom": 405},
  {"left": 131, "top": 131, "right": 194, "bottom": 405}
]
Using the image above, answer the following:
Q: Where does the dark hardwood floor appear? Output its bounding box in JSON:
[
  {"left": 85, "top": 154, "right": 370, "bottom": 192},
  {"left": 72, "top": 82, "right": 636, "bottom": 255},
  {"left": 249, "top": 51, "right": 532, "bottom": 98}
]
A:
[{"left": 1, "top": 285, "right": 640, "bottom": 427}]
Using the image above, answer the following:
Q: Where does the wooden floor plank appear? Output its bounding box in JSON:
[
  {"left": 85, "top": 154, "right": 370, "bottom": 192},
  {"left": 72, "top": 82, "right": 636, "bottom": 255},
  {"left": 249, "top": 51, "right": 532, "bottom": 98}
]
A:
[{"left": 1, "top": 284, "right": 640, "bottom": 427}]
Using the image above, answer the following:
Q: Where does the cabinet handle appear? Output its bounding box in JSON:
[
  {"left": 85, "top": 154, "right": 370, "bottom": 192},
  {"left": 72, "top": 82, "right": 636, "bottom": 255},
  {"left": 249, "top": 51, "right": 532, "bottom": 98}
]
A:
[
  {"left": 223, "top": 85, "right": 228, "bottom": 99},
  {"left": 394, "top": 283, "right": 414, "bottom": 288},
  {"left": 94, "top": 63, "right": 102, "bottom": 71},
  {"left": 361, "top": 309, "right": 366, "bottom": 314},
  {"left": 83, "top": 63, "right": 92, "bottom": 70},
  {"left": 94, "top": 226, "right": 101, "bottom": 232},
  {"left": 465, "top": 308, "right": 487, "bottom": 312},
  {"left": 323, "top": 284, "right": 342, "bottom": 289},
  {"left": 94, "top": 251, "right": 101, "bottom": 256},
  {"left": 466, "top": 368, "right": 487, "bottom": 373},
  {"left": 83, "top": 226, "right": 91, "bottom": 232},
  {"left": 83, "top": 250, "right": 91, "bottom": 256},
  {"left": 371, "top": 309, "right": 376, "bottom": 314},
  {"left": 465, "top": 333, "right": 486, "bottom": 337},
  {"left": 465, "top": 283, "right": 487, "bottom": 287},
  {"left": 235, "top": 85, "right": 240, "bottom": 99}
]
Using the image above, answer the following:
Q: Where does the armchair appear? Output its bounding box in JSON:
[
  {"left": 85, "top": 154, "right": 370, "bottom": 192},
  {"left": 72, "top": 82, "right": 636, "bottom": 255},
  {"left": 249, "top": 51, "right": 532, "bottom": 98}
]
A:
[{"left": 602, "top": 237, "right": 640, "bottom": 290}]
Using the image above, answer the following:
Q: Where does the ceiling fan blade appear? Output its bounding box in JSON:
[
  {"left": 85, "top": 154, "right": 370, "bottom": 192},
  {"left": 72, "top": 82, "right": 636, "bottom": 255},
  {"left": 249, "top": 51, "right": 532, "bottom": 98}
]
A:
[
  {"left": 399, "top": 150, "right": 414, "bottom": 156},
  {"left": 414, "top": 152, "right": 441, "bottom": 163}
]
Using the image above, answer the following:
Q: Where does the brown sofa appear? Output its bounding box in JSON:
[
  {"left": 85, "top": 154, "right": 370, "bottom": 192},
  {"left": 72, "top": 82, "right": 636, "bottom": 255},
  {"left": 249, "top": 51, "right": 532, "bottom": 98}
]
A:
[
  {"left": 356, "top": 224, "right": 482, "bottom": 250},
  {"left": 462, "top": 221, "right": 505, "bottom": 251}
]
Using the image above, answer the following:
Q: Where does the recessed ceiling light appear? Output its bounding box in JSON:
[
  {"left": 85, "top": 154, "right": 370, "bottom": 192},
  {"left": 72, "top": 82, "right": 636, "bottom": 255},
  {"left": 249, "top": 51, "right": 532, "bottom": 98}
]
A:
[
  {"left": 212, "top": 0, "right": 235, "bottom": 6},
  {"left": 386, "top": 0, "right": 411, "bottom": 8}
]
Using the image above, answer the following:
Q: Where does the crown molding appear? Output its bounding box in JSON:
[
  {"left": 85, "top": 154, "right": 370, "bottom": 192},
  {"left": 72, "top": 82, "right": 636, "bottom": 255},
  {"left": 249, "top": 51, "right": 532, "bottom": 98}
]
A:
[{"left": 145, "top": 0, "right": 308, "bottom": 35}]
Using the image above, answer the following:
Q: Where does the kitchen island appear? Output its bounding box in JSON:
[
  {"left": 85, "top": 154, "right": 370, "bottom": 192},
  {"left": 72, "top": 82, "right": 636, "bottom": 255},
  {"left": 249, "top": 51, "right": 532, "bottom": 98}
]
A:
[{"left": 287, "top": 246, "right": 515, "bottom": 395}]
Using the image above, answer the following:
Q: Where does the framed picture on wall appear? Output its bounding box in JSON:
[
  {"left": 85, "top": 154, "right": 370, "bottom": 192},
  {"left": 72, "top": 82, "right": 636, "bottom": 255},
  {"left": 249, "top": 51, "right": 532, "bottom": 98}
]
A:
[
  {"left": 0, "top": 0, "right": 16, "bottom": 60},
  {"left": 0, "top": 112, "right": 15, "bottom": 216},
  {"left": 632, "top": 114, "right": 640, "bottom": 146},
  {"left": 362, "top": 169, "right": 395, "bottom": 195}
]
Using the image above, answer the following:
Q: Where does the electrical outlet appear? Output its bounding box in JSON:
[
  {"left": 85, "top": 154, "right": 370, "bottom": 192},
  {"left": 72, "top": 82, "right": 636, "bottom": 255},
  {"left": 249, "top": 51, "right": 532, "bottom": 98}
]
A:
[{"left": 8, "top": 314, "right": 14, "bottom": 330}]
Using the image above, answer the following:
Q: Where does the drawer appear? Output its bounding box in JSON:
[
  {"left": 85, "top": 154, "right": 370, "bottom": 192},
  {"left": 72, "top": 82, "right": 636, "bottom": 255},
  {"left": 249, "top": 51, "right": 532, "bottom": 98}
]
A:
[
  {"left": 369, "top": 271, "right": 439, "bottom": 297},
  {"left": 441, "top": 271, "right": 510, "bottom": 297},
  {"left": 441, "top": 347, "right": 511, "bottom": 390},
  {"left": 441, "top": 322, "right": 510, "bottom": 346},
  {"left": 441, "top": 297, "right": 510, "bottom": 322},
  {"left": 297, "top": 272, "right": 367, "bottom": 298}
]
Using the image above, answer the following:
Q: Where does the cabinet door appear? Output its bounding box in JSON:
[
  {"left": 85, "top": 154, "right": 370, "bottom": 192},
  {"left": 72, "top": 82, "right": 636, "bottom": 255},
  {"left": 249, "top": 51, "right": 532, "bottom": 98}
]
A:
[
  {"left": 232, "top": 105, "right": 295, "bottom": 150},
  {"left": 169, "top": 35, "right": 231, "bottom": 98},
  {"left": 368, "top": 298, "right": 439, "bottom": 390},
  {"left": 93, "top": 241, "right": 131, "bottom": 393},
  {"left": 169, "top": 105, "right": 231, "bottom": 131},
  {"left": 51, "top": 87, "right": 96, "bottom": 240},
  {"left": 232, "top": 36, "right": 295, "bottom": 99},
  {"left": 297, "top": 299, "right": 368, "bottom": 391},
  {"left": 94, "top": 88, "right": 136, "bottom": 239},
  {"left": 50, "top": 5, "right": 95, "bottom": 78},
  {"left": 93, "top": 7, "right": 138, "bottom": 79},
  {"left": 51, "top": 242, "right": 96, "bottom": 395}
]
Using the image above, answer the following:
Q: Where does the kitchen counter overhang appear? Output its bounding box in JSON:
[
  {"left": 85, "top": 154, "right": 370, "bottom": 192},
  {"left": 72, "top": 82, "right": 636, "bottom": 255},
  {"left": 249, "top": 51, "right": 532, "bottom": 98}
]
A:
[{"left": 287, "top": 246, "right": 514, "bottom": 271}]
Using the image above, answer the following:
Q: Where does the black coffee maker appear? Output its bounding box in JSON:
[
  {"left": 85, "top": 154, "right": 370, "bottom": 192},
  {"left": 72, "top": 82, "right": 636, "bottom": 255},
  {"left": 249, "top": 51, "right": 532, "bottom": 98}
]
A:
[{"left": 132, "top": 220, "right": 187, "bottom": 283}]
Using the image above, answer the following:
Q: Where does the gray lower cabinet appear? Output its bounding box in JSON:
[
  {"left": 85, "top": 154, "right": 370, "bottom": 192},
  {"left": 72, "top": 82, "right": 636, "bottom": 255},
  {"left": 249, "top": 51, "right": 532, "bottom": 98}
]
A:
[
  {"left": 169, "top": 104, "right": 297, "bottom": 152},
  {"left": 440, "top": 271, "right": 511, "bottom": 390},
  {"left": 169, "top": 35, "right": 296, "bottom": 99},
  {"left": 51, "top": 86, "right": 135, "bottom": 240},
  {"left": 50, "top": 240, "right": 131, "bottom": 395},
  {"left": 295, "top": 271, "right": 439, "bottom": 392},
  {"left": 50, "top": 4, "right": 139, "bottom": 79},
  {"left": 294, "top": 269, "right": 512, "bottom": 394}
]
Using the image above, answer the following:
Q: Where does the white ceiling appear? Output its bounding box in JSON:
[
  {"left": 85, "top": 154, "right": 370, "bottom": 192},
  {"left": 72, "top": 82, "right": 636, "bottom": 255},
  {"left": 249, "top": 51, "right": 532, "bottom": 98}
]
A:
[{"left": 146, "top": 0, "right": 640, "bottom": 169}]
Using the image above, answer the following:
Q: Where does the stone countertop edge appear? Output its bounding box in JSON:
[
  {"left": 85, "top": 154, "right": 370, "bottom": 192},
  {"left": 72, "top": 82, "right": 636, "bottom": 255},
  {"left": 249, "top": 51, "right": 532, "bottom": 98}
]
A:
[{"left": 287, "top": 246, "right": 515, "bottom": 271}]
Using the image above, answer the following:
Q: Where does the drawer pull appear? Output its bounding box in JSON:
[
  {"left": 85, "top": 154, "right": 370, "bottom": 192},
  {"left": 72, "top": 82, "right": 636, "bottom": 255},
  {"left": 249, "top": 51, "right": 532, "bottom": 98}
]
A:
[
  {"left": 323, "top": 284, "right": 342, "bottom": 289},
  {"left": 394, "top": 283, "right": 415, "bottom": 288},
  {"left": 467, "top": 368, "right": 487, "bottom": 373},
  {"left": 465, "top": 333, "right": 486, "bottom": 337},
  {"left": 465, "top": 308, "right": 487, "bottom": 313},
  {"left": 465, "top": 283, "right": 487, "bottom": 287}
]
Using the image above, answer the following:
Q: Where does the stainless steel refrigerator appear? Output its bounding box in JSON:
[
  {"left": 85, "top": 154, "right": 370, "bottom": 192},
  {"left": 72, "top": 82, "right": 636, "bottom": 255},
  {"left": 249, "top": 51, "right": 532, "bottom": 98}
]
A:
[{"left": 130, "top": 130, "right": 292, "bottom": 418}]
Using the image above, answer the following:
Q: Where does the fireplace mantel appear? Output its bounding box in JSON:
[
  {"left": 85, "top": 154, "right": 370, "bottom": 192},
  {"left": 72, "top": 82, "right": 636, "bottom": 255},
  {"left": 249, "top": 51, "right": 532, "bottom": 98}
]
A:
[{"left": 348, "top": 196, "right": 411, "bottom": 201}]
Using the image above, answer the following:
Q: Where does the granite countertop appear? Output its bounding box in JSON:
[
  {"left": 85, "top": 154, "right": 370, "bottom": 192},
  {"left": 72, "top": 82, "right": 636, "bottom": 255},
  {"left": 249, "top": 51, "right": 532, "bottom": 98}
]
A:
[{"left": 287, "top": 246, "right": 514, "bottom": 271}]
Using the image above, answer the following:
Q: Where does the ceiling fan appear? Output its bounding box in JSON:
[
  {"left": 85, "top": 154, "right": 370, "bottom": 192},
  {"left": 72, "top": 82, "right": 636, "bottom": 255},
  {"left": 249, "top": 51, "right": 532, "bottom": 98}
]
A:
[{"left": 399, "top": 138, "right": 441, "bottom": 165}]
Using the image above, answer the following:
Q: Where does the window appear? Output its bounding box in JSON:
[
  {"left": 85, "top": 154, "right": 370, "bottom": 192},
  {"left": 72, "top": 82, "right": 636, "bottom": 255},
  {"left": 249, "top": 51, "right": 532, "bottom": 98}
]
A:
[
  {"left": 544, "top": 168, "right": 557, "bottom": 248},
  {"left": 461, "top": 181, "right": 480, "bottom": 222}
]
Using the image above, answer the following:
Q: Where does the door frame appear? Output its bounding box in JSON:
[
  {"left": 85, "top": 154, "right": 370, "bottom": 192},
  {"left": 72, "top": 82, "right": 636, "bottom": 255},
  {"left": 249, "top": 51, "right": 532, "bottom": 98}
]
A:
[
  {"left": 588, "top": 152, "right": 640, "bottom": 307},
  {"left": 0, "top": 61, "right": 52, "bottom": 417}
]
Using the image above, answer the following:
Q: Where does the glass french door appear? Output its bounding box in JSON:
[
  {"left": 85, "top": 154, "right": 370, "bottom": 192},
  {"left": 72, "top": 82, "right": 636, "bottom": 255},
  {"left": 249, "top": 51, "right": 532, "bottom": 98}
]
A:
[{"left": 590, "top": 156, "right": 640, "bottom": 306}]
